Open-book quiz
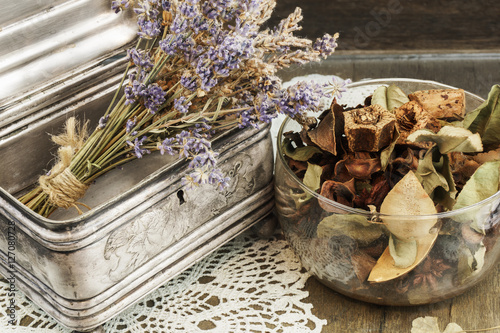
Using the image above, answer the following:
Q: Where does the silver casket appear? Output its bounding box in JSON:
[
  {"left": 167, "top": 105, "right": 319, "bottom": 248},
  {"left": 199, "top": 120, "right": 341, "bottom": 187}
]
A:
[{"left": 0, "top": 1, "right": 274, "bottom": 330}]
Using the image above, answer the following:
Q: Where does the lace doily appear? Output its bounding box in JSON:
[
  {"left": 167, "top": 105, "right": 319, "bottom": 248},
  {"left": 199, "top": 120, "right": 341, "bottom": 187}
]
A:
[{"left": 0, "top": 230, "right": 326, "bottom": 332}]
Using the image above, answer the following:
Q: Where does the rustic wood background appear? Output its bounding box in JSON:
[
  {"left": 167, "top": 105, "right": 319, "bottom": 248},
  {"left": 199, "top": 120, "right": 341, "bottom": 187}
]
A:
[
  {"left": 271, "top": 1, "right": 500, "bottom": 332},
  {"left": 269, "top": 0, "right": 500, "bottom": 52}
]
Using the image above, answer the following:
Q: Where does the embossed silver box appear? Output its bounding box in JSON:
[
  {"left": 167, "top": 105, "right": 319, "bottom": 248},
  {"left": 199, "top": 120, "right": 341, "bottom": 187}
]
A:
[{"left": 0, "top": 1, "right": 274, "bottom": 330}]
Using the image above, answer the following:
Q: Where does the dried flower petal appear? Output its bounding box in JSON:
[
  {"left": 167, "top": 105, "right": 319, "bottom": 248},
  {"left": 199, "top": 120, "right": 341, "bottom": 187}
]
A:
[
  {"left": 344, "top": 154, "right": 382, "bottom": 180},
  {"left": 319, "top": 179, "right": 356, "bottom": 212}
]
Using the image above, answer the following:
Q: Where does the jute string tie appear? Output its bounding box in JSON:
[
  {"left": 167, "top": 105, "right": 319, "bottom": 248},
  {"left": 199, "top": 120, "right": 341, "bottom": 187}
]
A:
[{"left": 39, "top": 117, "right": 90, "bottom": 214}]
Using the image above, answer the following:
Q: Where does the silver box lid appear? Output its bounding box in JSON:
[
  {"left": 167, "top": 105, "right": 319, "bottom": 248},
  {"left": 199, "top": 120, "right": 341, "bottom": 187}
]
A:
[{"left": 0, "top": 0, "right": 137, "bottom": 133}]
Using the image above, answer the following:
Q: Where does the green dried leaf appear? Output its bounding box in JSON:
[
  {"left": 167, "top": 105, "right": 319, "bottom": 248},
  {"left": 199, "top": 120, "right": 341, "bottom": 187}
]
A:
[
  {"left": 458, "top": 242, "right": 486, "bottom": 281},
  {"left": 283, "top": 139, "right": 323, "bottom": 161},
  {"left": 416, "top": 148, "right": 449, "bottom": 194},
  {"left": 468, "top": 242, "right": 486, "bottom": 274},
  {"left": 388, "top": 84, "right": 410, "bottom": 111},
  {"left": 317, "top": 214, "right": 384, "bottom": 246},
  {"left": 372, "top": 86, "right": 388, "bottom": 110},
  {"left": 407, "top": 126, "right": 483, "bottom": 154},
  {"left": 380, "top": 127, "right": 400, "bottom": 171},
  {"left": 432, "top": 154, "right": 457, "bottom": 210},
  {"left": 289, "top": 190, "right": 312, "bottom": 210},
  {"left": 464, "top": 84, "right": 500, "bottom": 148},
  {"left": 388, "top": 234, "right": 417, "bottom": 268},
  {"left": 453, "top": 161, "right": 500, "bottom": 232},
  {"left": 372, "top": 84, "right": 409, "bottom": 111},
  {"left": 303, "top": 162, "right": 323, "bottom": 192},
  {"left": 415, "top": 147, "right": 456, "bottom": 210}
]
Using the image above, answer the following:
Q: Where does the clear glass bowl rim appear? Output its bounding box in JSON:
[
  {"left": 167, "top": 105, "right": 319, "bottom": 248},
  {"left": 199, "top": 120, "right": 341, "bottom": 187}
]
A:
[{"left": 276, "top": 78, "right": 500, "bottom": 220}]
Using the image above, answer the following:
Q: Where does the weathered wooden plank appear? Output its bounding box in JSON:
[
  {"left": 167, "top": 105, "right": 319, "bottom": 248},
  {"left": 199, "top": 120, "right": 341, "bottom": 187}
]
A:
[
  {"left": 304, "top": 262, "right": 500, "bottom": 332},
  {"left": 269, "top": 0, "right": 500, "bottom": 52}
]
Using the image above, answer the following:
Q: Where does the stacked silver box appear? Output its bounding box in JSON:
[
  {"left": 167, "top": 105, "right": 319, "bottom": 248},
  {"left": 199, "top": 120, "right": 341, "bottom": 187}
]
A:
[{"left": 0, "top": 1, "right": 274, "bottom": 330}]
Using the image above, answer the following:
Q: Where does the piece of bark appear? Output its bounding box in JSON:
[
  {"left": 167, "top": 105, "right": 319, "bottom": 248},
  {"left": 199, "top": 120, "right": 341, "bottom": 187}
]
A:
[
  {"left": 344, "top": 104, "right": 396, "bottom": 152},
  {"left": 409, "top": 88, "right": 466, "bottom": 120},
  {"left": 395, "top": 100, "right": 442, "bottom": 145}
]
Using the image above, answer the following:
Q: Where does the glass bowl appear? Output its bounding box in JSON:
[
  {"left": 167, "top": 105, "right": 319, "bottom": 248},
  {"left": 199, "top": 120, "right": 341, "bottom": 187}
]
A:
[{"left": 274, "top": 78, "right": 500, "bottom": 305}]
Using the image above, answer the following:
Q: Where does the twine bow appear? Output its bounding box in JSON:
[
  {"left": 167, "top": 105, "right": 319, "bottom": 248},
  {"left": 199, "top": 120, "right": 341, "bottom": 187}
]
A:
[{"left": 39, "top": 117, "right": 91, "bottom": 214}]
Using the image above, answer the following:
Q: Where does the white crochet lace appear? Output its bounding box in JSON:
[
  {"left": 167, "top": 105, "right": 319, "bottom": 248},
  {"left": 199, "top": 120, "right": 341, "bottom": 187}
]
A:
[{"left": 0, "top": 231, "right": 326, "bottom": 333}]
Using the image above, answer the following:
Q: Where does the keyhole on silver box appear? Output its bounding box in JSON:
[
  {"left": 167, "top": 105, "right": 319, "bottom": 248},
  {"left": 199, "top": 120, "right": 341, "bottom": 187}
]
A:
[{"left": 177, "top": 190, "right": 185, "bottom": 205}]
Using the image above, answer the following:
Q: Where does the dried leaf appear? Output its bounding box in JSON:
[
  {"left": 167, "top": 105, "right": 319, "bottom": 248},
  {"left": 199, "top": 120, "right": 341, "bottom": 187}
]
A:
[
  {"left": 380, "top": 171, "right": 438, "bottom": 241},
  {"left": 464, "top": 84, "right": 500, "bottom": 149},
  {"left": 369, "top": 172, "right": 439, "bottom": 282},
  {"left": 416, "top": 148, "right": 449, "bottom": 195},
  {"left": 303, "top": 162, "right": 323, "bottom": 192},
  {"left": 407, "top": 126, "right": 483, "bottom": 154},
  {"left": 317, "top": 214, "right": 384, "bottom": 246},
  {"left": 468, "top": 242, "right": 486, "bottom": 275},
  {"left": 458, "top": 242, "right": 486, "bottom": 281},
  {"left": 453, "top": 161, "right": 500, "bottom": 232},
  {"left": 283, "top": 138, "right": 323, "bottom": 161},
  {"left": 368, "top": 229, "right": 438, "bottom": 282},
  {"left": 372, "top": 86, "right": 388, "bottom": 110},
  {"left": 388, "top": 84, "right": 411, "bottom": 111},
  {"left": 388, "top": 234, "right": 417, "bottom": 268},
  {"left": 472, "top": 147, "right": 500, "bottom": 164},
  {"left": 432, "top": 154, "right": 457, "bottom": 211},
  {"left": 411, "top": 316, "right": 441, "bottom": 333},
  {"left": 380, "top": 127, "right": 400, "bottom": 170},
  {"left": 372, "top": 84, "right": 409, "bottom": 111},
  {"left": 415, "top": 147, "right": 457, "bottom": 210},
  {"left": 411, "top": 317, "right": 464, "bottom": 333},
  {"left": 308, "top": 107, "right": 337, "bottom": 155},
  {"left": 442, "top": 323, "right": 465, "bottom": 333}
]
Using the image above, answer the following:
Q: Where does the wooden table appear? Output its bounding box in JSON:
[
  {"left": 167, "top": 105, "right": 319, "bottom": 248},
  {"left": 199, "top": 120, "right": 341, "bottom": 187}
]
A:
[
  {"left": 272, "top": 1, "right": 500, "bottom": 331},
  {"left": 302, "top": 263, "right": 500, "bottom": 332}
]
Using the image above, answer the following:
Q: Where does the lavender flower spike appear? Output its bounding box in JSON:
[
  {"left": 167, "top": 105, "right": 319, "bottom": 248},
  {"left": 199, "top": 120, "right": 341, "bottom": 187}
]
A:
[
  {"left": 174, "top": 96, "right": 192, "bottom": 113},
  {"left": 143, "top": 83, "right": 166, "bottom": 114},
  {"left": 98, "top": 115, "right": 110, "bottom": 129},
  {"left": 111, "top": 0, "right": 130, "bottom": 13},
  {"left": 127, "top": 136, "right": 151, "bottom": 159},
  {"left": 158, "top": 137, "right": 177, "bottom": 156},
  {"left": 313, "top": 33, "right": 340, "bottom": 58},
  {"left": 278, "top": 80, "right": 326, "bottom": 118}
]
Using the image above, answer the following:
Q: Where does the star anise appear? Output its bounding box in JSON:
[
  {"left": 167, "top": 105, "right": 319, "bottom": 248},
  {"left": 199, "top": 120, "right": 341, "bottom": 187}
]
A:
[{"left": 412, "top": 256, "right": 452, "bottom": 290}]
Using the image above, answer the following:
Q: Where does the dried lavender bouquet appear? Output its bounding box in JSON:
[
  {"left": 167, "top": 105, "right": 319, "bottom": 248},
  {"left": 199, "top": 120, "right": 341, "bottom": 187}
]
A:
[{"left": 19, "top": 0, "right": 340, "bottom": 217}]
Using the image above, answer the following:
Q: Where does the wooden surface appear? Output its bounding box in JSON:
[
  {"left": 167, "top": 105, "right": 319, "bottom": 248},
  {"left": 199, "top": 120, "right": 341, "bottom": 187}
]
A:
[
  {"left": 302, "top": 263, "right": 500, "bottom": 332},
  {"left": 272, "top": 1, "right": 500, "bottom": 332},
  {"left": 269, "top": 0, "right": 500, "bottom": 52}
]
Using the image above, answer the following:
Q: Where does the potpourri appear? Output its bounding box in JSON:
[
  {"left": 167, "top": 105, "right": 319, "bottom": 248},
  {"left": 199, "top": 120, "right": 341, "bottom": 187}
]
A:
[{"left": 280, "top": 83, "right": 500, "bottom": 303}]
